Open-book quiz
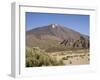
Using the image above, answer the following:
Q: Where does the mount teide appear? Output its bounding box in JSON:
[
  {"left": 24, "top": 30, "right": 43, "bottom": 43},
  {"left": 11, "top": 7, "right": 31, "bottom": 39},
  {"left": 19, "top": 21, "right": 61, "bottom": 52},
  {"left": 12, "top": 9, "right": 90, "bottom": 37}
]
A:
[{"left": 26, "top": 24, "right": 89, "bottom": 52}]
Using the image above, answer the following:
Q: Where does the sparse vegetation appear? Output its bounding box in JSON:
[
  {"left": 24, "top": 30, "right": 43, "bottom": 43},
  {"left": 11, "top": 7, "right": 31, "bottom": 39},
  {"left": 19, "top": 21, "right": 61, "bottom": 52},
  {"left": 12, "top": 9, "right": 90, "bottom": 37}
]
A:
[
  {"left": 69, "top": 60, "right": 72, "bottom": 64},
  {"left": 62, "top": 56, "right": 69, "bottom": 60},
  {"left": 50, "top": 49, "right": 90, "bottom": 65},
  {"left": 45, "top": 46, "right": 67, "bottom": 52},
  {"left": 26, "top": 24, "right": 90, "bottom": 66},
  {"left": 26, "top": 47, "right": 64, "bottom": 67}
]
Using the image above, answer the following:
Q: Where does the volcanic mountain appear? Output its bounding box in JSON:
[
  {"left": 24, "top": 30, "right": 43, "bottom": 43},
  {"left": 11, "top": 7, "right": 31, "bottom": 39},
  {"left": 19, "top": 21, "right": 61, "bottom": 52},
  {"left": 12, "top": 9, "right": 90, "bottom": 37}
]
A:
[{"left": 26, "top": 24, "right": 89, "bottom": 52}]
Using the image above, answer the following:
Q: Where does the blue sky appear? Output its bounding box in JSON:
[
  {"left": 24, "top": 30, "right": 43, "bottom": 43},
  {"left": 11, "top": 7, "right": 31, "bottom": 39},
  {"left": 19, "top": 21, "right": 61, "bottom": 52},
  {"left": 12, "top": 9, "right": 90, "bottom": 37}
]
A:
[{"left": 26, "top": 12, "right": 89, "bottom": 35}]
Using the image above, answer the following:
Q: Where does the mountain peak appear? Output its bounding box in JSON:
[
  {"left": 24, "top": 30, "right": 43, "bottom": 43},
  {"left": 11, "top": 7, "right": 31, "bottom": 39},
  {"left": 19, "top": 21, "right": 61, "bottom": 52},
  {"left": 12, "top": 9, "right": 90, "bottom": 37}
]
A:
[
  {"left": 49, "top": 24, "right": 61, "bottom": 29},
  {"left": 26, "top": 24, "right": 89, "bottom": 49},
  {"left": 51, "top": 24, "right": 56, "bottom": 28}
]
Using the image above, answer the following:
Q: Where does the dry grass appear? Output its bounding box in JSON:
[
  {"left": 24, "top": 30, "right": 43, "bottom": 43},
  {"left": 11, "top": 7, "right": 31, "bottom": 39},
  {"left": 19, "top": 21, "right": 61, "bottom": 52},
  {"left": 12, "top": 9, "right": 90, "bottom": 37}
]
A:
[
  {"left": 26, "top": 47, "right": 89, "bottom": 67},
  {"left": 48, "top": 49, "right": 89, "bottom": 65}
]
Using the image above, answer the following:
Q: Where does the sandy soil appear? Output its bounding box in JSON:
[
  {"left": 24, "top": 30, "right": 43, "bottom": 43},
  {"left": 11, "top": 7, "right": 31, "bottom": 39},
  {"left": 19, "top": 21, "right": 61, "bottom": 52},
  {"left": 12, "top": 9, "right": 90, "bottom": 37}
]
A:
[{"left": 48, "top": 49, "right": 89, "bottom": 65}]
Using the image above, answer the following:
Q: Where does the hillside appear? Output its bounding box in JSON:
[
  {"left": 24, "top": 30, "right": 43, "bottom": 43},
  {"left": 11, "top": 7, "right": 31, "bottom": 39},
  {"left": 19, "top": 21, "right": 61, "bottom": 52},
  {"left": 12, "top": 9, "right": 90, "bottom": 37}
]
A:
[{"left": 26, "top": 24, "right": 89, "bottom": 52}]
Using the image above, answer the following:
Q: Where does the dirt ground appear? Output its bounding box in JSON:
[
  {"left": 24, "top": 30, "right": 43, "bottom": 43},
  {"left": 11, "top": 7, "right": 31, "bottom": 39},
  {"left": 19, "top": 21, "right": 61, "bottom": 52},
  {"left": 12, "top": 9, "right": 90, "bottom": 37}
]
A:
[{"left": 48, "top": 49, "right": 89, "bottom": 65}]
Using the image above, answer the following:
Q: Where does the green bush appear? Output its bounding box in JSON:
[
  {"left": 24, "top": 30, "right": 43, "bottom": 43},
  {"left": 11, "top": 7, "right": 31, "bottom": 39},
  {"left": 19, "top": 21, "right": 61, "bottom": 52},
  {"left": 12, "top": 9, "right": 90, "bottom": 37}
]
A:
[{"left": 26, "top": 47, "right": 64, "bottom": 67}]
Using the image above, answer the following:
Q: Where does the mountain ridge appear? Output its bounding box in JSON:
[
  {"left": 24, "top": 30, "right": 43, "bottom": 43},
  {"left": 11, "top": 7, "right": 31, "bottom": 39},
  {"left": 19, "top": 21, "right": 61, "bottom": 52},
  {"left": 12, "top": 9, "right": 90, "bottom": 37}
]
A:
[{"left": 26, "top": 24, "right": 89, "bottom": 52}]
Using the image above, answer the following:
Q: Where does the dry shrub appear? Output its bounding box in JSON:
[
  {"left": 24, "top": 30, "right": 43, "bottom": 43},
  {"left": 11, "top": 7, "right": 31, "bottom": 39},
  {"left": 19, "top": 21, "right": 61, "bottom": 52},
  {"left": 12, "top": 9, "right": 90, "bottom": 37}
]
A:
[{"left": 26, "top": 47, "right": 64, "bottom": 67}]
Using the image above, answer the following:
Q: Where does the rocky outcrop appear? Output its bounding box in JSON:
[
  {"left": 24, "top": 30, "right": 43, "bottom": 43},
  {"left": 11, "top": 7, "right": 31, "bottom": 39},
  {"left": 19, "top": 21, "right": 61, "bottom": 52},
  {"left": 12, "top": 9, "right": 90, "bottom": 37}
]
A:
[{"left": 60, "top": 36, "right": 89, "bottom": 49}]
